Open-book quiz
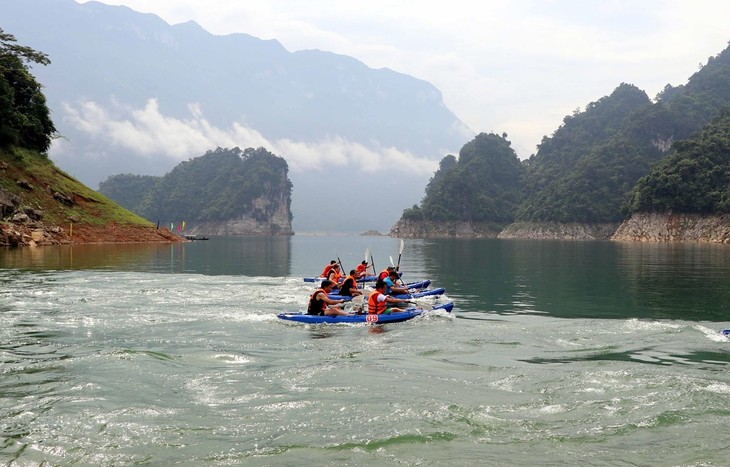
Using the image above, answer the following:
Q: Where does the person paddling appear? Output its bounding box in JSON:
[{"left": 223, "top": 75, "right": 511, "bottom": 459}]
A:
[
  {"left": 367, "top": 280, "right": 409, "bottom": 314},
  {"left": 320, "top": 260, "right": 337, "bottom": 278},
  {"left": 355, "top": 260, "right": 369, "bottom": 279},
  {"left": 308, "top": 280, "right": 350, "bottom": 316},
  {"left": 384, "top": 270, "right": 409, "bottom": 296},
  {"left": 377, "top": 265, "right": 396, "bottom": 281},
  {"left": 326, "top": 263, "right": 343, "bottom": 284},
  {"left": 338, "top": 270, "right": 364, "bottom": 297}
]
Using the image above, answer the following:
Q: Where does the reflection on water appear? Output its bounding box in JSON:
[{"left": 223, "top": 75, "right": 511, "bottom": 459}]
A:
[
  {"left": 415, "top": 238, "right": 730, "bottom": 321},
  {"left": 0, "top": 236, "right": 292, "bottom": 276}
]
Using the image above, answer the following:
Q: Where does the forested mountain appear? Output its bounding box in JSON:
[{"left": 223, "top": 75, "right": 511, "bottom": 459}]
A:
[
  {"left": 393, "top": 133, "right": 524, "bottom": 236},
  {"left": 394, "top": 40, "right": 730, "bottom": 236},
  {"left": 516, "top": 42, "right": 730, "bottom": 224},
  {"left": 97, "top": 174, "right": 160, "bottom": 215},
  {"left": 628, "top": 109, "right": 730, "bottom": 214},
  {"left": 99, "top": 147, "right": 294, "bottom": 235}
]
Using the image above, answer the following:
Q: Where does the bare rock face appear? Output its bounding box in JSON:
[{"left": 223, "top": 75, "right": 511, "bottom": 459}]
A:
[
  {"left": 612, "top": 213, "right": 730, "bottom": 243},
  {"left": 390, "top": 219, "right": 504, "bottom": 238},
  {"left": 498, "top": 222, "right": 620, "bottom": 240},
  {"left": 185, "top": 193, "right": 293, "bottom": 236}
]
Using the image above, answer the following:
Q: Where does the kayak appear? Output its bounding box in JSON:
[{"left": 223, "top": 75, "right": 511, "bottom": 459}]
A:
[
  {"left": 303, "top": 272, "right": 402, "bottom": 283},
  {"left": 723, "top": 329, "right": 730, "bottom": 337},
  {"left": 304, "top": 274, "right": 379, "bottom": 283},
  {"left": 277, "top": 302, "right": 454, "bottom": 324},
  {"left": 332, "top": 279, "right": 431, "bottom": 294},
  {"left": 328, "top": 287, "right": 445, "bottom": 301}
]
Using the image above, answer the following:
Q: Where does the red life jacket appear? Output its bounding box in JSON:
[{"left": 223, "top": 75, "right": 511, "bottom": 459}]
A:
[
  {"left": 368, "top": 291, "right": 387, "bottom": 314},
  {"left": 377, "top": 269, "right": 389, "bottom": 281},
  {"left": 321, "top": 264, "right": 334, "bottom": 277}
]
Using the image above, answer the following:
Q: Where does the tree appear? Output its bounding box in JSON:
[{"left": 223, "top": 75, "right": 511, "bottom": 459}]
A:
[{"left": 0, "top": 28, "right": 56, "bottom": 152}]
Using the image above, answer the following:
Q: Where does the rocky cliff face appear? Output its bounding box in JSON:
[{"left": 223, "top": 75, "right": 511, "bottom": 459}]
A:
[
  {"left": 498, "top": 222, "right": 620, "bottom": 240},
  {"left": 612, "top": 213, "right": 730, "bottom": 243},
  {"left": 184, "top": 191, "right": 293, "bottom": 236},
  {"left": 390, "top": 219, "right": 504, "bottom": 238},
  {"left": 391, "top": 215, "right": 730, "bottom": 243}
]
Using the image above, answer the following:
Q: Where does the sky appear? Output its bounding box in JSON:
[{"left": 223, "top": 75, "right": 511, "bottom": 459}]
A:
[{"left": 75, "top": 0, "right": 730, "bottom": 159}]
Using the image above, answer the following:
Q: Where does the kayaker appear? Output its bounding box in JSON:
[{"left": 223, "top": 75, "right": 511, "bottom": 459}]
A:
[
  {"left": 384, "top": 270, "right": 409, "bottom": 295},
  {"left": 377, "top": 266, "right": 396, "bottom": 281},
  {"left": 326, "top": 263, "right": 343, "bottom": 283},
  {"left": 368, "top": 280, "right": 409, "bottom": 314},
  {"left": 320, "top": 260, "right": 337, "bottom": 278},
  {"left": 355, "top": 260, "right": 369, "bottom": 279},
  {"left": 308, "top": 280, "right": 350, "bottom": 316},
  {"left": 338, "top": 270, "right": 364, "bottom": 297}
]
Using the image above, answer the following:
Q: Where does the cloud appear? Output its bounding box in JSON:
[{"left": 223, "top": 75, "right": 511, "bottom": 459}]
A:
[{"left": 60, "top": 97, "right": 439, "bottom": 176}]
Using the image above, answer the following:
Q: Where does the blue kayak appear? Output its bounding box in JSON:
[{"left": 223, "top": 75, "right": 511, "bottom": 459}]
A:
[
  {"left": 304, "top": 274, "right": 379, "bottom": 283},
  {"left": 332, "top": 279, "right": 431, "bottom": 294},
  {"left": 304, "top": 272, "right": 403, "bottom": 283},
  {"left": 328, "top": 287, "right": 445, "bottom": 301},
  {"left": 723, "top": 329, "right": 730, "bottom": 337},
  {"left": 277, "top": 302, "right": 454, "bottom": 324}
]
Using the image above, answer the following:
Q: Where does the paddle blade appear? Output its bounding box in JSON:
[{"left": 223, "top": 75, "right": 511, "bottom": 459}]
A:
[
  {"left": 399, "top": 239, "right": 405, "bottom": 254},
  {"left": 389, "top": 256, "right": 395, "bottom": 267}
]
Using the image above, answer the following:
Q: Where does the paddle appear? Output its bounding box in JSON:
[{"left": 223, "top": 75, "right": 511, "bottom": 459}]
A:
[
  {"left": 349, "top": 294, "right": 366, "bottom": 314},
  {"left": 369, "top": 249, "right": 376, "bottom": 281},
  {"left": 365, "top": 247, "right": 374, "bottom": 275},
  {"left": 396, "top": 239, "right": 404, "bottom": 270},
  {"left": 334, "top": 250, "right": 346, "bottom": 283},
  {"left": 406, "top": 299, "right": 432, "bottom": 311},
  {"left": 396, "top": 239, "right": 405, "bottom": 285}
]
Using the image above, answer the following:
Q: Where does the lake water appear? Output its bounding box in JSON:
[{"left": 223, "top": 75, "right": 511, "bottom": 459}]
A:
[{"left": 1, "top": 236, "right": 729, "bottom": 466}]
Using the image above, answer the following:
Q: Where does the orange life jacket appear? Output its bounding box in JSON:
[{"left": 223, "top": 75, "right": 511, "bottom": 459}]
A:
[
  {"left": 368, "top": 291, "right": 387, "bottom": 314},
  {"left": 328, "top": 268, "right": 343, "bottom": 283},
  {"left": 321, "top": 264, "right": 334, "bottom": 277},
  {"left": 307, "top": 289, "right": 327, "bottom": 315},
  {"left": 341, "top": 275, "right": 358, "bottom": 293},
  {"left": 377, "top": 269, "right": 389, "bottom": 281}
]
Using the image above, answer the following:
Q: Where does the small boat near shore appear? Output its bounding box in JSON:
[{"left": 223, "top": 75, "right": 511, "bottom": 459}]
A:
[{"left": 184, "top": 234, "right": 210, "bottom": 241}]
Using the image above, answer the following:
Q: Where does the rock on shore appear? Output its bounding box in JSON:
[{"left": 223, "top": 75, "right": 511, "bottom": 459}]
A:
[
  {"left": 611, "top": 213, "right": 730, "bottom": 243},
  {"left": 498, "top": 222, "right": 620, "bottom": 240}
]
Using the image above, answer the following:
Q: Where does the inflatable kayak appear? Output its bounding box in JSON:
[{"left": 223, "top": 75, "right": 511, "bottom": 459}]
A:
[
  {"left": 304, "top": 274, "right": 379, "bottom": 283},
  {"left": 303, "top": 272, "right": 402, "bottom": 283},
  {"left": 328, "top": 287, "right": 445, "bottom": 301},
  {"left": 277, "top": 302, "right": 454, "bottom": 324},
  {"left": 723, "top": 329, "right": 730, "bottom": 337},
  {"left": 332, "top": 279, "right": 431, "bottom": 294}
]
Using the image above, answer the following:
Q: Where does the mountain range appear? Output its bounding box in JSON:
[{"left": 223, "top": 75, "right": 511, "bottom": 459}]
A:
[{"left": 4, "top": 0, "right": 473, "bottom": 232}]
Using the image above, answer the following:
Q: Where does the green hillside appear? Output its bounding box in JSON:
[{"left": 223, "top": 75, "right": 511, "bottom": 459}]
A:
[
  {"left": 629, "top": 108, "right": 730, "bottom": 213},
  {"left": 100, "top": 147, "right": 293, "bottom": 227},
  {"left": 401, "top": 132, "right": 524, "bottom": 224}
]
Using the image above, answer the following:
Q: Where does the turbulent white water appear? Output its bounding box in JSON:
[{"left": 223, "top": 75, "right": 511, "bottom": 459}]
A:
[{"left": 1, "top": 237, "right": 729, "bottom": 465}]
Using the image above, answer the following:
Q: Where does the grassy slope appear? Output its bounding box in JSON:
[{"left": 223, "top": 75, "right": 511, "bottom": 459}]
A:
[{"left": 1, "top": 146, "right": 152, "bottom": 227}]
